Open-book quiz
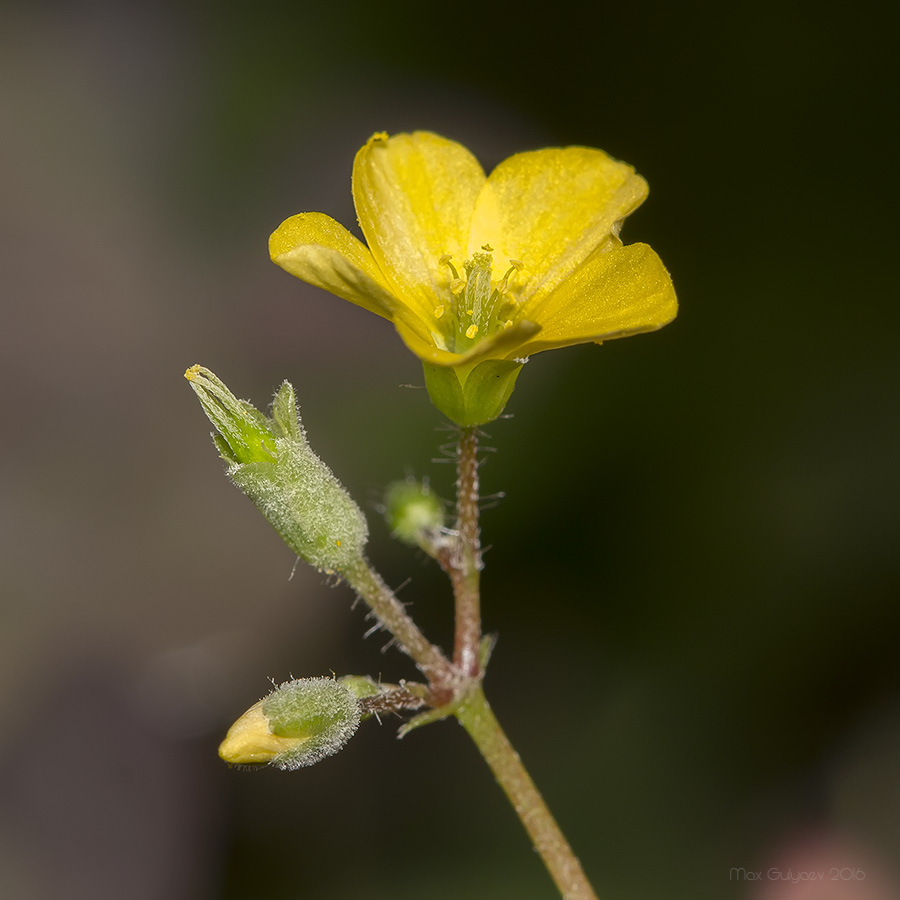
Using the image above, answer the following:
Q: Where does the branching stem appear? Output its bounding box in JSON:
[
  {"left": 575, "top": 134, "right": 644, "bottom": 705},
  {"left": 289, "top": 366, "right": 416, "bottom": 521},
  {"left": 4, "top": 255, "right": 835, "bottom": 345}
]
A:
[{"left": 344, "top": 560, "right": 453, "bottom": 687}]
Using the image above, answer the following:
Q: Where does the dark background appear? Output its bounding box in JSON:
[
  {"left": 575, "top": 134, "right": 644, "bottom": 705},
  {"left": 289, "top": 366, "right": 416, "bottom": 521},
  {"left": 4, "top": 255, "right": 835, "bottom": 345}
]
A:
[{"left": 2, "top": 2, "right": 898, "bottom": 899}]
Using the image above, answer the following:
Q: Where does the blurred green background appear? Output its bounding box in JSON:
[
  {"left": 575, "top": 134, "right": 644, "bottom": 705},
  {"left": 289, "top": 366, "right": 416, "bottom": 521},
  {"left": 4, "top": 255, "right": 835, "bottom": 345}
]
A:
[{"left": 2, "top": 1, "right": 898, "bottom": 899}]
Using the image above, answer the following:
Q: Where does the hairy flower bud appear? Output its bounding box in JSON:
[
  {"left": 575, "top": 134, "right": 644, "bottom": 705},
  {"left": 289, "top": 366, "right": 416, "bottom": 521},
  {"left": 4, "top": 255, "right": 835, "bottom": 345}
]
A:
[
  {"left": 186, "top": 366, "right": 368, "bottom": 573},
  {"left": 219, "top": 678, "right": 361, "bottom": 770}
]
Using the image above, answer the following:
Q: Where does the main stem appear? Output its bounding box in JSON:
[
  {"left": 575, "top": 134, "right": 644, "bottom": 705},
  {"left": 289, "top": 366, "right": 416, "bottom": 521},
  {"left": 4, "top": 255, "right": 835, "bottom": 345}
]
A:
[{"left": 456, "top": 687, "right": 599, "bottom": 900}]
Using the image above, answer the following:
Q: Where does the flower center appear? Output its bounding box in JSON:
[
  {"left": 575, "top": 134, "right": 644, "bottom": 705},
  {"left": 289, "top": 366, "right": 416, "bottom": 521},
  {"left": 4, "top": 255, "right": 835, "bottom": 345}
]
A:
[{"left": 437, "top": 246, "right": 522, "bottom": 352}]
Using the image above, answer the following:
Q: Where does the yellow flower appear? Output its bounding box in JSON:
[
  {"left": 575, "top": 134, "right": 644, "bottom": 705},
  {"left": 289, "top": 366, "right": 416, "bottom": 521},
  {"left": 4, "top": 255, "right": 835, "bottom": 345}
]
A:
[{"left": 270, "top": 131, "right": 677, "bottom": 425}]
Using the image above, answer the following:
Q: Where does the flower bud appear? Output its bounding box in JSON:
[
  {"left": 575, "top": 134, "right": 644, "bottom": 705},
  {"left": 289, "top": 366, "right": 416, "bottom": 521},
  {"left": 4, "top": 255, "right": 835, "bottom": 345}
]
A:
[
  {"left": 186, "top": 366, "right": 368, "bottom": 573},
  {"left": 384, "top": 479, "right": 444, "bottom": 549},
  {"left": 219, "top": 678, "right": 361, "bottom": 770}
]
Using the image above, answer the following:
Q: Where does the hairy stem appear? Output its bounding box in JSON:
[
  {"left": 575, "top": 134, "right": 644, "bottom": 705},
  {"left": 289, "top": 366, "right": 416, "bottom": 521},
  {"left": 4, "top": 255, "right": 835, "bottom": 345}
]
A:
[
  {"left": 353, "top": 429, "right": 599, "bottom": 900},
  {"left": 452, "top": 426, "right": 483, "bottom": 678},
  {"left": 456, "top": 687, "right": 600, "bottom": 900},
  {"left": 344, "top": 560, "right": 453, "bottom": 686}
]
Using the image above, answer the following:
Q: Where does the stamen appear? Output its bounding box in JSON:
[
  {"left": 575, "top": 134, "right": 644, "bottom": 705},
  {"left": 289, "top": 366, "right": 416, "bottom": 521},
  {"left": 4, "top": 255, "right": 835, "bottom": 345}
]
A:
[
  {"left": 439, "top": 247, "right": 525, "bottom": 350},
  {"left": 496, "top": 264, "right": 518, "bottom": 295},
  {"left": 440, "top": 254, "right": 460, "bottom": 281}
]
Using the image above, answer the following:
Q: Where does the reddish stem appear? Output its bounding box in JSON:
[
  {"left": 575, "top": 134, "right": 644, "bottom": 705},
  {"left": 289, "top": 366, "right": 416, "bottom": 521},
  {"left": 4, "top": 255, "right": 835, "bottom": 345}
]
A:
[{"left": 452, "top": 426, "right": 483, "bottom": 678}]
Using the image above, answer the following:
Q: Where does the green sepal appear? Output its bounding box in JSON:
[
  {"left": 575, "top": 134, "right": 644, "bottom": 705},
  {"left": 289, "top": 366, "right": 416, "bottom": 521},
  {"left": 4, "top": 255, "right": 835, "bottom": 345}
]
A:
[
  {"left": 422, "top": 358, "right": 524, "bottom": 426},
  {"left": 263, "top": 678, "right": 360, "bottom": 742},
  {"left": 271, "top": 381, "right": 303, "bottom": 441},
  {"left": 186, "top": 365, "right": 276, "bottom": 464}
]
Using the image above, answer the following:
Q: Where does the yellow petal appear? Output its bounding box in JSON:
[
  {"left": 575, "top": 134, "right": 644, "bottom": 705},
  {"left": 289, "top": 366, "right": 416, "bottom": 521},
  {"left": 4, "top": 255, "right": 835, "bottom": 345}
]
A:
[
  {"left": 270, "top": 212, "right": 401, "bottom": 322},
  {"left": 352, "top": 132, "right": 486, "bottom": 322},
  {"left": 394, "top": 317, "right": 541, "bottom": 367},
  {"left": 513, "top": 243, "right": 677, "bottom": 356},
  {"left": 470, "top": 147, "right": 648, "bottom": 307},
  {"left": 392, "top": 318, "right": 455, "bottom": 365}
]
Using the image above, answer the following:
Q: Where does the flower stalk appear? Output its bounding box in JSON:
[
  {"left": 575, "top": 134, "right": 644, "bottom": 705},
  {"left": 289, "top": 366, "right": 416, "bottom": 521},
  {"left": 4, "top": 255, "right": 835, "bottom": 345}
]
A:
[
  {"left": 446, "top": 432, "right": 598, "bottom": 899},
  {"left": 451, "top": 426, "right": 483, "bottom": 678}
]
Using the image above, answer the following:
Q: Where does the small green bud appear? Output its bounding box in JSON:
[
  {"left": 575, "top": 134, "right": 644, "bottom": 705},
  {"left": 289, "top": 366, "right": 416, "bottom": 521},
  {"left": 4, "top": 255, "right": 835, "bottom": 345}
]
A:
[
  {"left": 384, "top": 479, "right": 445, "bottom": 548},
  {"left": 219, "top": 677, "right": 361, "bottom": 770},
  {"left": 422, "top": 358, "right": 524, "bottom": 426},
  {"left": 186, "top": 366, "right": 368, "bottom": 573}
]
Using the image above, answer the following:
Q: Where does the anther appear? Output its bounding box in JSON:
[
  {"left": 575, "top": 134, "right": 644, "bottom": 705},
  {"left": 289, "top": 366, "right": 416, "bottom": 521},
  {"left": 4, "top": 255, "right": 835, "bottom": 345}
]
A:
[
  {"left": 433, "top": 305, "right": 445, "bottom": 319},
  {"left": 466, "top": 324, "right": 479, "bottom": 339}
]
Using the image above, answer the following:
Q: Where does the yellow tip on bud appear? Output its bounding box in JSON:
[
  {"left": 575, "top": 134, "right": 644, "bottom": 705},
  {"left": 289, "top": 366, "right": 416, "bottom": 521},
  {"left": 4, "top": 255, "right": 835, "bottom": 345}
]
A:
[
  {"left": 219, "top": 678, "right": 361, "bottom": 770},
  {"left": 218, "top": 700, "right": 306, "bottom": 765}
]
